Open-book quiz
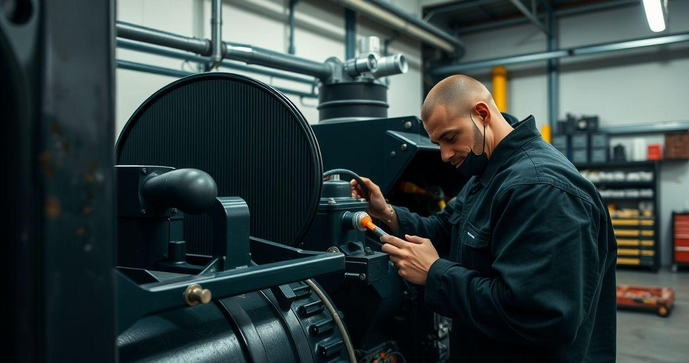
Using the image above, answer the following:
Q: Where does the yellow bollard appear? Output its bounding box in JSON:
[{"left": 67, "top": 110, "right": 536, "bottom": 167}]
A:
[
  {"left": 541, "top": 124, "right": 552, "bottom": 144},
  {"left": 492, "top": 66, "right": 507, "bottom": 112}
]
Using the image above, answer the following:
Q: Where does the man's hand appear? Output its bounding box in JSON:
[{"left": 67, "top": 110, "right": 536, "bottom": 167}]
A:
[
  {"left": 380, "top": 234, "right": 439, "bottom": 285},
  {"left": 350, "top": 177, "right": 388, "bottom": 220}
]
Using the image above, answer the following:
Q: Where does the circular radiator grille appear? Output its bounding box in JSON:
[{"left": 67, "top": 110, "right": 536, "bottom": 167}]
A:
[{"left": 117, "top": 73, "right": 322, "bottom": 250}]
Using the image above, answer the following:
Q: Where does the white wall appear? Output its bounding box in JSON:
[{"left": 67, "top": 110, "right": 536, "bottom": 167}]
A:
[
  {"left": 451, "top": 1, "right": 689, "bottom": 266},
  {"left": 116, "top": 0, "right": 423, "bottom": 135}
]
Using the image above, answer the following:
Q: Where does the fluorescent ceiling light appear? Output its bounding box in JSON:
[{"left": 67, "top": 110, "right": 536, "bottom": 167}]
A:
[{"left": 642, "top": 0, "right": 667, "bottom": 33}]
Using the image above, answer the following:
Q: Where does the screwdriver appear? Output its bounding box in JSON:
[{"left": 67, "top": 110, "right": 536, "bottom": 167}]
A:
[{"left": 350, "top": 211, "right": 389, "bottom": 238}]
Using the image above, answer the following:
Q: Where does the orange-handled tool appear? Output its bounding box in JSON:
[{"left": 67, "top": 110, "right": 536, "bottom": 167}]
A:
[{"left": 349, "top": 211, "right": 389, "bottom": 238}]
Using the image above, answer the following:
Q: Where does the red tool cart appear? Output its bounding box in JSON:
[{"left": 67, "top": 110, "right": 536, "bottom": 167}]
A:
[
  {"left": 616, "top": 285, "right": 676, "bottom": 317},
  {"left": 672, "top": 212, "right": 689, "bottom": 272}
]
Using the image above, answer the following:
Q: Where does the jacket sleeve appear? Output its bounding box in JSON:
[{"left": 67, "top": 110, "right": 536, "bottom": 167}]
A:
[
  {"left": 393, "top": 197, "right": 458, "bottom": 257},
  {"left": 425, "top": 183, "right": 605, "bottom": 345}
]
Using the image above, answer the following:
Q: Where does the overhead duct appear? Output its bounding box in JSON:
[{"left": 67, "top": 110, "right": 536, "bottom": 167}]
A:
[{"left": 330, "top": 0, "right": 465, "bottom": 57}]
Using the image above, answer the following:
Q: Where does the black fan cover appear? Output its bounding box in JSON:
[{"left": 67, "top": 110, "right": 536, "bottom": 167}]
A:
[{"left": 117, "top": 73, "right": 322, "bottom": 251}]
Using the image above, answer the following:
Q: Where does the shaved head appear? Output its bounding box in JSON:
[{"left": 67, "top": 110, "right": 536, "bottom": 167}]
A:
[
  {"left": 420, "top": 75, "right": 513, "bottom": 165},
  {"left": 421, "top": 75, "right": 496, "bottom": 122}
]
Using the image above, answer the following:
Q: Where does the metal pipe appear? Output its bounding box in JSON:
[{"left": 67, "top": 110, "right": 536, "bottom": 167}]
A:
[
  {"left": 116, "top": 21, "right": 333, "bottom": 79},
  {"left": 429, "top": 32, "right": 689, "bottom": 75},
  {"left": 116, "top": 59, "right": 317, "bottom": 98},
  {"left": 117, "top": 59, "right": 193, "bottom": 78},
  {"left": 288, "top": 0, "right": 298, "bottom": 54},
  {"left": 345, "top": 8, "right": 356, "bottom": 59},
  {"left": 509, "top": 0, "right": 548, "bottom": 35},
  {"left": 372, "top": 54, "right": 408, "bottom": 78},
  {"left": 210, "top": 0, "right": 223, "bottom": 68},
  {"left": 223, "top": 41, "right": 332, "bottom": 79},
  {"left": 117, "top": 39, "right": 315, "bottom": 84},
  {"left": 117, "top": 21, "right": 211, "bottom": 55},
  {"left": 571, "top": 33, "right": 689, "bottom": 55},
  {"left": 331, "top": 0, "right": 464, "bottom": 56},
  {"left": 432, "top": 50, "right": 568, "bottom": 74},
  {"left": 547, "top": 9, "right": 558, "bottom": 130}
]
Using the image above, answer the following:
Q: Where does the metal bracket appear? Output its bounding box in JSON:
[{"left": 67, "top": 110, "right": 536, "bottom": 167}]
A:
[
  {"left": 210, "top": 197, "right": 251, "bottom": 270},
  {"left": 116, "top": 238, "right": 345, "bottom": 334}
]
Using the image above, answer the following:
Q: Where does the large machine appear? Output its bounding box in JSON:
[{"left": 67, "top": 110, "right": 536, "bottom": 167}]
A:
[
  {"left": 113, "top": 64, "right": 462, "bottom": 361},
  {"left": 4, "top": 1, "right": 463, "bottom": 361}
]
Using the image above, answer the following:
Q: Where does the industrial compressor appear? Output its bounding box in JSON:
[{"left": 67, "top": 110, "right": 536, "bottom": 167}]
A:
[{"left": 115, "top": 72, "right": 457, "bottom": 362}]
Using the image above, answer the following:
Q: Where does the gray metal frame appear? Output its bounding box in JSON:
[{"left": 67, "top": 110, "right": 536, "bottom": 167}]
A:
[
  {"left": 509, "top": 0, "right": 548, "bottom": 35},
  {"left": 368, "top": 0, "right": 465, "bottom": 54},
  {"left": 423, "top": 0, "right": 503, "bottom": 22},
  {"left": 442, "top": 0, "right": 640, "bottom": 35}
]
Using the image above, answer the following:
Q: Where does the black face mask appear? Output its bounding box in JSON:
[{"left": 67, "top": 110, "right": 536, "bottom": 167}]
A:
[{"left": 457, "top": 115, "right": 488, "bottom": 177}]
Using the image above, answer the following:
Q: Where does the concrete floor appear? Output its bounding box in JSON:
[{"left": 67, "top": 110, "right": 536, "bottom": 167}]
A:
[{"left": 617, "top": 267, "right": 689, "bottom": 362}]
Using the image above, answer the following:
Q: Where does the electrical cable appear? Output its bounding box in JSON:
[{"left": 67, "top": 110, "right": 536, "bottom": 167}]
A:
[
  {"left": 304, "top": 279, "right": 356, "bottom": 363},
  {"left": 323, "top": 168, "right": 370, "bottom": 197}
]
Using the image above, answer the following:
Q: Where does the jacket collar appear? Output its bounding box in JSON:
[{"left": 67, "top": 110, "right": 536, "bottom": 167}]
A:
[{"left": 477, "top": 115, "right": 540, "bottom": 187}]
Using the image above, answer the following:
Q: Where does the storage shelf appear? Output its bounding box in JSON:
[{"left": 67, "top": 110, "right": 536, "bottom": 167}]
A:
[
  {"left": 593, "top": 181, "right": 654, "bottom": 188},
  {"left": 577, "top": 161, "right": 661, "bottom": 272}
]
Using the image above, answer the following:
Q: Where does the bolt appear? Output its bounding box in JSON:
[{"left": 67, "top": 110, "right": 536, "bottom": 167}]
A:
[
  {"left": 359, "top": 273, "right": 366, "bottom": 281},
  {"left": 141, "top": 209, "right": 147, "bottom": 215},
  {"left": 172, "top": 208, "right": 178, "bottom": 215},
  {"left": 401, "top": 143, "right": 408, "bottom": 151},
  {"left": 141, "top": 167, "right": 147, "bottom": 175},
  {"left": 327, "top": 246, "right": 341, "bottom": 253},
  {"left": 390, "top": 151, "right": 396, "bottom": 157},
  {"left": 328, "top": 198, "right": 336, "bottom": 205},
  {"left": 404, "top": 121, "right": 412, "bottom": 129},
  {"left": 185, "top": 284, "right": 212, "bottom": 306},
  {"left": 364, "top": 247, "right": 373, "bottom": 254}
]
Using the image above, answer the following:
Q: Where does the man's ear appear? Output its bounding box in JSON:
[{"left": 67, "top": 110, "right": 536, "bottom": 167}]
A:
[{"left": 475, "top": 102, "right": 490, "bottom": 126}]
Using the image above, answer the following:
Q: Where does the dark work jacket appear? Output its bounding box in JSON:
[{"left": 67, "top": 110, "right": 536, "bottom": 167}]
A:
[{"left": 394, "top": 117, "right": 617, "bottom": 362}]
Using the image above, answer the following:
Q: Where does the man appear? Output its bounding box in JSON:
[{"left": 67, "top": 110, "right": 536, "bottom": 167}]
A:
[{"left": 352, "top": 75, "right": 617, "bottom": 362}]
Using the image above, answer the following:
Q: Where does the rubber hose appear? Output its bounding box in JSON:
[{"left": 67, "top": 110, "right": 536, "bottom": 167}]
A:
[
  {"left": 323, "top": 168, "right": 370, "bottom": 198},
  {"left": 304, "top": 279, "right": 356, "bottom": 363}
]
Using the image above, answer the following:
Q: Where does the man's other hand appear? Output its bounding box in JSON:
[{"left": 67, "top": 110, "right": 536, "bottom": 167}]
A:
[
  {"left": 380, "top": 234, "right": 439, "bottom": 285},
  {"left": 350, "top": 177, "right": 388, "bottom": 220}
]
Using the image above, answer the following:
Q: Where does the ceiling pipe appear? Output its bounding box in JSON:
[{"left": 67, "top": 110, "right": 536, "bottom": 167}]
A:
[
  {"left": 330, "top": 0, "right": 465, "bottom": 57},
  {"left": 116, "top": 21, "right": 333, "bottom": 79},
  {"left": 430, "top": 32, "right": 689, "bottom": 75},
  {"left": 210, "top": 0, "right": 223, "bottom": 69}
]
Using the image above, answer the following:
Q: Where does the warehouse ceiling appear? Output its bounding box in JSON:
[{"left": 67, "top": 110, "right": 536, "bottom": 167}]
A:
[{"left": 423, "top": 0, "right": 638, "bottom": 34}]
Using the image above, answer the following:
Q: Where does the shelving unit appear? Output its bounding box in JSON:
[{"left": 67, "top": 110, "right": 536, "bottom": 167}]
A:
[{"left": 577, "top": 161, "right": 661, "bottom": 271}]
